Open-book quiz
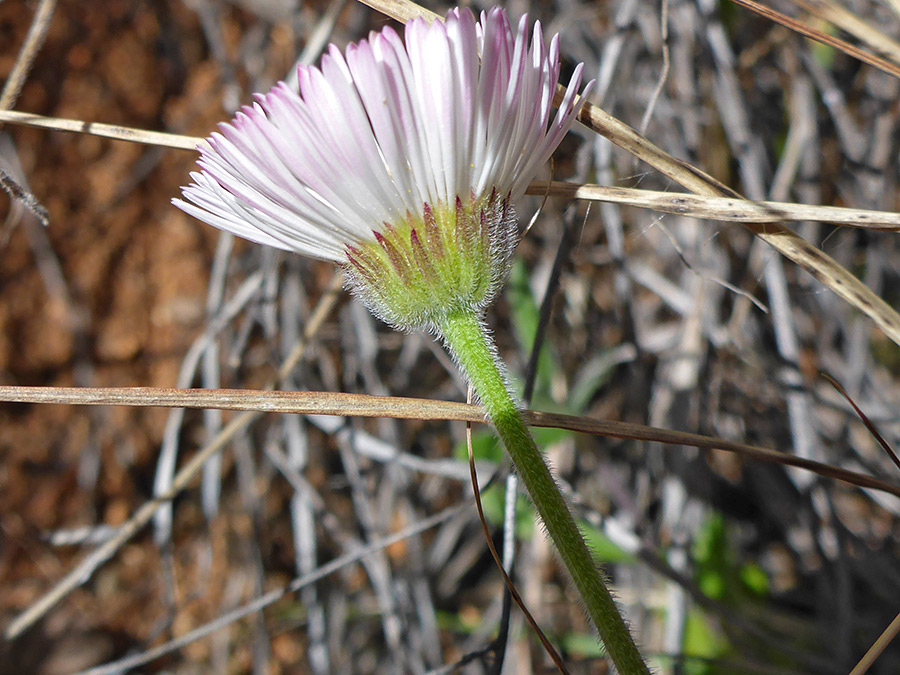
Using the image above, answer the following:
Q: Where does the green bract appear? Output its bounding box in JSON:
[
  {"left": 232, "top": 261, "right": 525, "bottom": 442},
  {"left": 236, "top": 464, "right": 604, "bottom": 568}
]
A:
[{"left": 344, "top": 192, "right": 516, "bottom": 332}]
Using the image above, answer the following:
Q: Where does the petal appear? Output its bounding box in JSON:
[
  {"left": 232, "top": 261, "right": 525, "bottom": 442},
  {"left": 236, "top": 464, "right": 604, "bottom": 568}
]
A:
[{"left": 175, "top": 6, "right": 593, "bottom": 263}]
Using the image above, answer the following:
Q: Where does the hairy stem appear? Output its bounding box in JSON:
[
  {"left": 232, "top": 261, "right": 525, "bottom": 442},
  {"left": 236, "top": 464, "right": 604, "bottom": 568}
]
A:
[{"left": 438, "top": 310, "right": 650, "bottom": 675}]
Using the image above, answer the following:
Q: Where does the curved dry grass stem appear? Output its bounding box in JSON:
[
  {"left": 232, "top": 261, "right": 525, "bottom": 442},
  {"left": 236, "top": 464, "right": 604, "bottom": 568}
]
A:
[
  {"left": 2, "top": 384, "right": 898, "bottom": 499},
  {"left": 821, "top": 372, "right": 900, "bottom": 474}
]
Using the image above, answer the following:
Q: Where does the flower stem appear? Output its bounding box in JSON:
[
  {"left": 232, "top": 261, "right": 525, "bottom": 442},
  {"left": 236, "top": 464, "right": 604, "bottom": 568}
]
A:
[{"left": 438, "top": 310, "right": 650, "bottom": 675}]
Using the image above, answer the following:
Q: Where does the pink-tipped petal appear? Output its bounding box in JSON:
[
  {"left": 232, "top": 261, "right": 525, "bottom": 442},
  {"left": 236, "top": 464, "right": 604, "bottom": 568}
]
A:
[{"left": 175, "top": 7, "right": 591, "bottom": 264}]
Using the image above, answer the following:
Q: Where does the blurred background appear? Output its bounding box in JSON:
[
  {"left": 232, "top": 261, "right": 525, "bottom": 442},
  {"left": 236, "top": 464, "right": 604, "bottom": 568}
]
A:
[{"left": 2, "top": 0, "right": 900, "bottom": 673}]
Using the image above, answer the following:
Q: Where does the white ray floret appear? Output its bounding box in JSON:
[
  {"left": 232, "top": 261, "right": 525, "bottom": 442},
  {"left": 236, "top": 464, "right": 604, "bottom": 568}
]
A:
[{"left": 175, "top": 7, "right": 593, "bottom": 264}]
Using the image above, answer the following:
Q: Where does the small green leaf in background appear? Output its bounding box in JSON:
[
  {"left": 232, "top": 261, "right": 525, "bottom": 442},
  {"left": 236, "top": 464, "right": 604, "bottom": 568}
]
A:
[
  {"left": 561, "top": 630, "right": 608, "bottom": 659},
  {"left": 739, "top": 562, "right": 769, "bottom": 597},
  {"left": 693, "top": 513, "right": 730, "bottom": 600},
  {"left": 685, "top": 512, "right": 776, "bottom": 671},
  {"left": 812, "top": 33, "right": 836, "bottom": 69},
  {"left": 451, "top": 431, "right": 535, "bottom": 539},
  {"left": 682, "top": 609, "right": 728, "bottom": 675},
  {"left": 581, "top": 521, "right": 636, "bottom": 564},
  {"left": 453, "top": 429, "right": 503, "bottom": 463},
  {"left": 692, "top": 512, "right": 771, "bottom": 602},
  {"left": 435, "top": 609, "right": 480, "bottom": 635},
  {"left": 506, "top": 259, "right": 558, "bottom": 407}
]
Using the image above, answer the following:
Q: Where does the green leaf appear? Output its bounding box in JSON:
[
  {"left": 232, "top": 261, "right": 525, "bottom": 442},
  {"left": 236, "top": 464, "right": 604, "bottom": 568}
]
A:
[
  {"left": 452, "top": 430, "right": 502, "bottom": 463},
  {"left": 739, "top": 562, "right": 769, "bottom": 596},
  {"left": 682, "top": 609, "right": 727, "bottom": 675},
  {"left": 561, "top": 630, "right": 608, "bottom": 658},
  {"left": 506, "top": 259, "right": 557, "bottom": 406},
  {"left": 692, "top": 512, "right": 771, "bottom": 602},
  {"left": 581, "top": 522, "right": 637, "bottom": 564}
]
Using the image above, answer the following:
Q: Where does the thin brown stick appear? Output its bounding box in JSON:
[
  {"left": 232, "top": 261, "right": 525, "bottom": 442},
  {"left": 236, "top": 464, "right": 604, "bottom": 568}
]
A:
[
  {"left": 0, "top": 0, "right": 57, "bottom": 112},
  {"left": 1, "top": 384, "right": 898, "bottom": 499},
  {"left": 821, "top": 372, "right": 900, "bottom": 475},
  {"left": 0, "top": 385, "right": 476, "bottom": 420},
  {"left": 849, "top": 611, "right": 900, "bottom": 675},
  {"left": 525, "top": 410, "right": 900, "bottom": 497},
  {"left": 727, "top": 0, "right": 900, "bottom": 80},
  {"left": 790, "top": 0, "right": 900, "bottom": 66}
]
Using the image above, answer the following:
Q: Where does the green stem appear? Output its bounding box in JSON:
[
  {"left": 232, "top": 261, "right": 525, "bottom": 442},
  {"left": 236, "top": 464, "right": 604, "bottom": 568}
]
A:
[{"left": 439, "top": 310, "right": 650, "bottom": 675}]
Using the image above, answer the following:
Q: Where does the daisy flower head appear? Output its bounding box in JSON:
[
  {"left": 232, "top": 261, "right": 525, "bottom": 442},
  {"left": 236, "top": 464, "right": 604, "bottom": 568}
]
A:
[
  {"left": 175, "top": 6, "right": 593, "bottom": 332},
  {"left": 173, "top": 13, "right": 652, "bottom": 663}
]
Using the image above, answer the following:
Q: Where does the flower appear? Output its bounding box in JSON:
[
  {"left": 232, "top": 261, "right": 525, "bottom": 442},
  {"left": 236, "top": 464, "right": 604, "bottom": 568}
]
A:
[
  {"left": 171, "top": 13, "right": 651, "bottom": 665},
  {"left": 175, "top": 7, "right": 592, "bottom": 331}
]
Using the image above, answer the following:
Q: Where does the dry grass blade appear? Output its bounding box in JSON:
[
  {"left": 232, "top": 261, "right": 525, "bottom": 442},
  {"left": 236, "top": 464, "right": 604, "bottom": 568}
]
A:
[
  {"left": 0, "top": 385, "right": 478, "bottom": 421},
  {"left": 789, "top": 0, "right": 900, "bottom": 67},
  {"left": 355, "top": 0, "right": 438, "bottom": 23},
  {"left": 0, "top": 110, "right": 203, "bottom": 150},
  {"left": 849, "top": 611, "right": 900, "bottom": 675},
  {"left": 727, "top": 0, "right": 900, "bottom": 79},
  {"left": 821, "top": 372, "right": 900, "bottom": 475},
  {"left": 527, "top": 182, "right": 900, "bottom": 229},
  {"left": 0, "top": 166, "right": 49, "bottom": 226},
  {"left": 1, "top": 384, "right": 897, "bottom": 498},
  {"left": 0, "top": 0, "right": 57, "bottom": 112}
]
